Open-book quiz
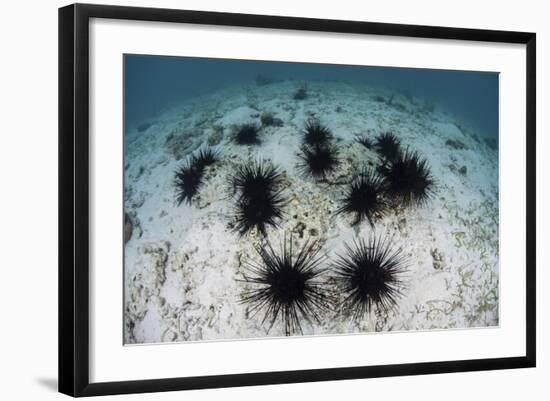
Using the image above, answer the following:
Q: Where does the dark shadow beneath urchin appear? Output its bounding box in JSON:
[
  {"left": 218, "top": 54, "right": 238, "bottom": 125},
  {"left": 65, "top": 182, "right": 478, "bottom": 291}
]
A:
[
  {"left": 302, "top": 119, "right": 333, "bottom": 146},
  {"left": 333, "top": 236, "right": 408, "bottom": 322},
  {"left": 374, "top": 131, "right": 402, "bottom": 162},
  {"left": 379, "top": 148, "right": 435, "bottom": 207},
  {"left": 174, "top": 147, "right": 219, "bottom": 205},
  {"left": 240, "top": 235, "right": 332, "bottom": 336},
  {"left": 234, "top": 123, "right": 261, "bottom": 145},
  {"left": 336, "top": 168, "right": 389, "bottom": 227},
  {"left": 297, "top": 143, "right": 340, "bottom": 181},
  {"left": 230, "top": 160, "right": 287, "bottom": 237}
]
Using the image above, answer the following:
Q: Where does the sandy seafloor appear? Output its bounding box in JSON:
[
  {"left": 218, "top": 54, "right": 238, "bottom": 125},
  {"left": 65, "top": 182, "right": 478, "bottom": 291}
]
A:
[{"left": 123, "top": 80, "right": 499, "bottom": 344}]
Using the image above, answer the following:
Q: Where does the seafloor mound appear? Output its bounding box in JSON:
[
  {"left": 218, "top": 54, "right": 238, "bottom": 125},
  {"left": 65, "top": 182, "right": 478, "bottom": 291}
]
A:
[{"left": 123, "top": 80, "right": 499, "bottom": 344}]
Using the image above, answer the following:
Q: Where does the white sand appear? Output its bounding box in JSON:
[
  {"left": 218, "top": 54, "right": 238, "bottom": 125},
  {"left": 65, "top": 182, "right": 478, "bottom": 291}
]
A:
[{"left": 123, "top": 80, "right": 499, "bottom": 344}]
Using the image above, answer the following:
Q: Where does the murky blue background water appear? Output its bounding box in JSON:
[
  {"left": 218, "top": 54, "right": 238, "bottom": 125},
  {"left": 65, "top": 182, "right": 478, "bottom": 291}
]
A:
[{"left": 124, "top": 55, "right": 498, "bottom": 142}]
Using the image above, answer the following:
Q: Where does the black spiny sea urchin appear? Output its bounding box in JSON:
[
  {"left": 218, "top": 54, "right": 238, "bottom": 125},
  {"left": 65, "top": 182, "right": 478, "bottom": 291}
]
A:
[
  {"left": 336, "top": 169, "right": 388, "bottom": 227},
  {"left": 174, "top": 147, "right": 219, "bottom": 205},
  {"left": 293, "top": 86, "right": 308, "bottom": 100},
  {"left": 303, "top": 119, "right": 333, "bottom": 146},
  {"left": 374, "top": 132, "right": 401, "bottom": 162},
  {"left": 231, "top": 161, "right": 287, "bottom": 236},
  {"left": 234, "top": 123, "right": 261, "bottom": 145},
  {"left": 379, "top": 148, "right": 435, "bottom": 206},
  {"left": 297, "top": 144, "right": 339, "bottom": 181},
  {"left": 241, "top": 235, "right": 331, "bottom": 335},
  {"left": 230, "top": 161, "right": 284, "bottom": 199},
  {"left": 334, "top": 236, "right": 408, "bottom": 321}
]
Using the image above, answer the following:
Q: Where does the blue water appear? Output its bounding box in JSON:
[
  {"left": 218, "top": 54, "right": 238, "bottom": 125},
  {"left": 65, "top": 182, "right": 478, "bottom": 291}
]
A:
[{"left": 124, "top": 54, "right": 498, "bottom": 141}]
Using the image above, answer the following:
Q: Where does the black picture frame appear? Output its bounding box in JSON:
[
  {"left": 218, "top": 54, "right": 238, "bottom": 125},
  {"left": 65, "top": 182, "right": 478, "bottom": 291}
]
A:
[{"left": 58, "top": 3, "right": 536, "bottom": 397}]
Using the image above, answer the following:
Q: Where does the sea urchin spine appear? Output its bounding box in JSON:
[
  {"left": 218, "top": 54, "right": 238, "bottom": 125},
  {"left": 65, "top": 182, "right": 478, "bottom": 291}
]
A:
[
  {"left": 174, "top": 147, "right": 219, "bottom": 205},
  {"left": 355, "top": 134, "right": 373, "bottom": 150},
  {"left": 334, "top": 236, "right": 408, "bottom": 321},
  {"left": 241, "top": 235, "right": 331, "bottom": 335},
  {"left": 336, "top": 168, "right": 388, "bottom": 227}
]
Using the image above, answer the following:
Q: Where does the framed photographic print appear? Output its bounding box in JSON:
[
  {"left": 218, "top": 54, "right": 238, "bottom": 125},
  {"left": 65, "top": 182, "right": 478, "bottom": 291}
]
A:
[{"left": 58, "top": 3, "right": 536, "bottom": 397}]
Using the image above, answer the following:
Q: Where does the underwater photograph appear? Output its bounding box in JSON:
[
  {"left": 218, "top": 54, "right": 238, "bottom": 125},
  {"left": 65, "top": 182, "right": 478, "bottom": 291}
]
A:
[{"left": 123, "top": 54, "right": 499, "bottom": 344}]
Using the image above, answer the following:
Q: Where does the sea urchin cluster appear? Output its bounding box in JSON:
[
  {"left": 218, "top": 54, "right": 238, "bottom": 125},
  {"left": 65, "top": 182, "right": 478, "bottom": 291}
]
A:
[
  {"left": 334, "top": 237, "right": 408, "bottom": 320},
  {"left": 164, "top": 90, "right": 439, "bottom": 337},
  {"left": 174, "top": 147, "right": 219, "bottom": 205},
  {"left": 241, "top": 235, "right": 331, "bottom": 335},
  {"left": 231, "top": 161, "right": 287, "bottom": 236}
]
